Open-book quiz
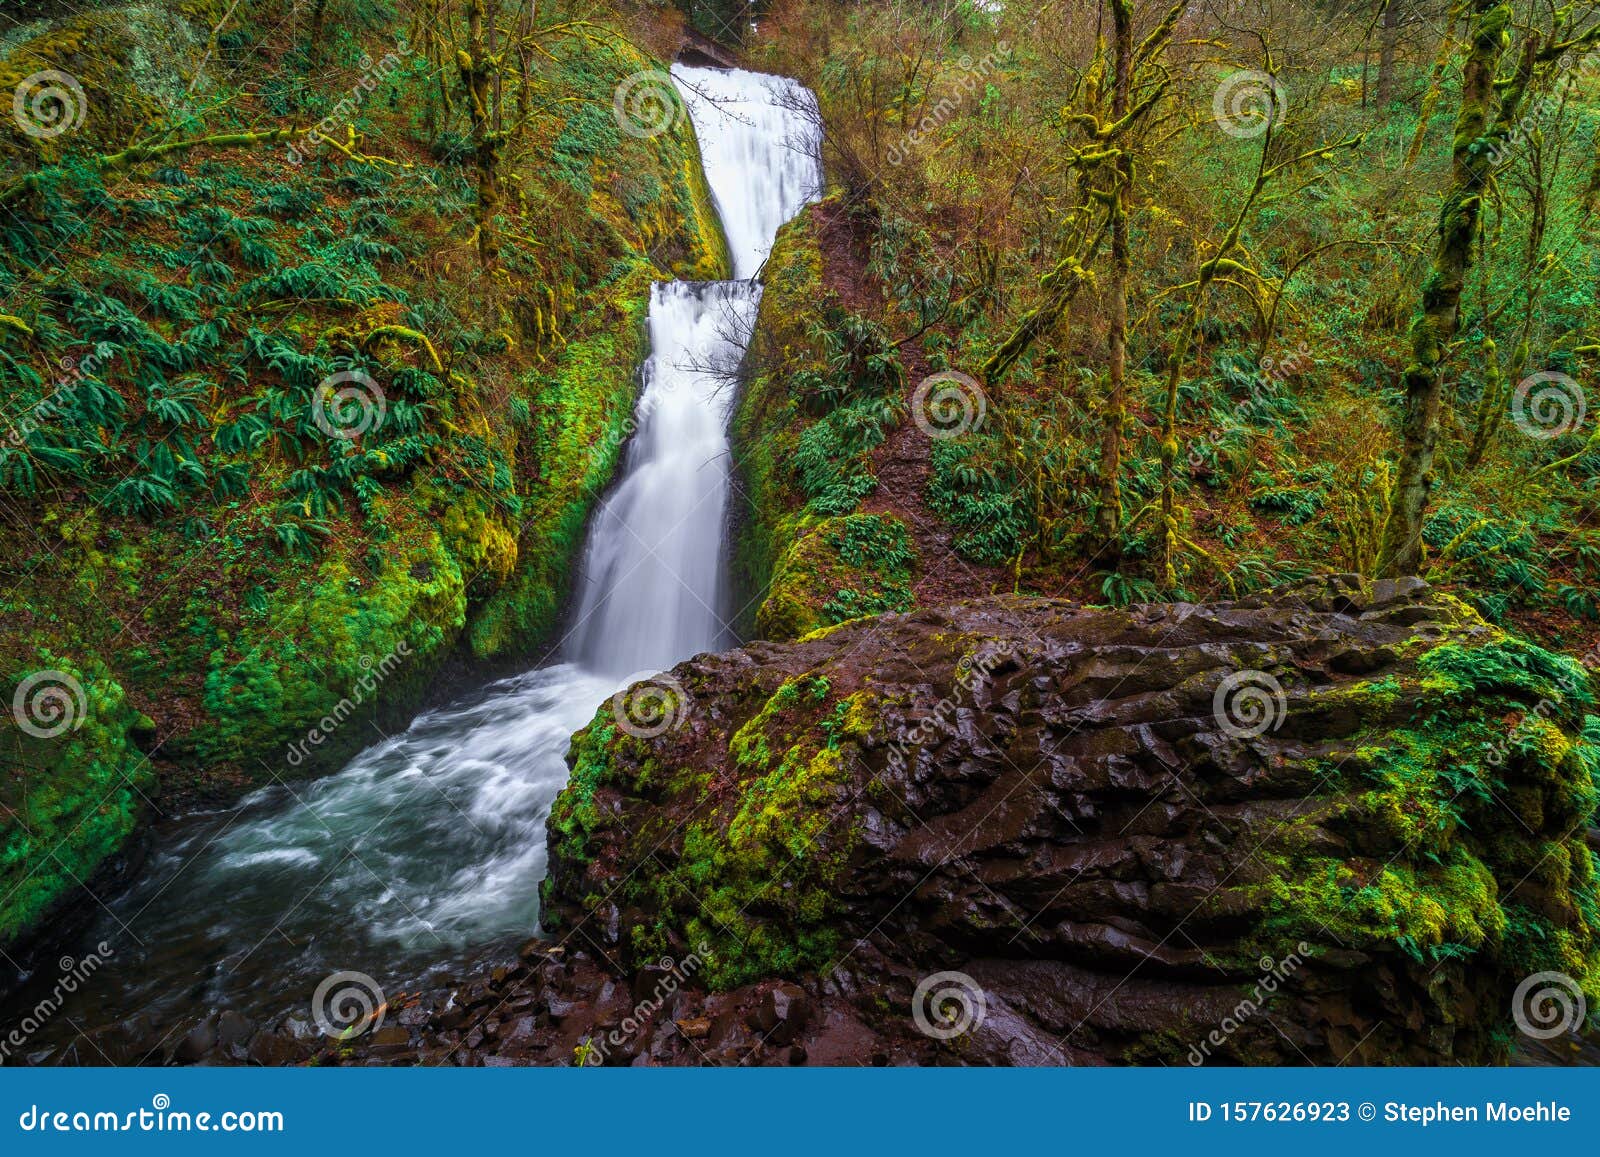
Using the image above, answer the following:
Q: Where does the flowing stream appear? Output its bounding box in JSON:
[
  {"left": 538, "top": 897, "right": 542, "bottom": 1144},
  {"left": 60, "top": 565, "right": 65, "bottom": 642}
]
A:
[{"left": 7, "top": 64, "right": 822, "bottom": 1055}]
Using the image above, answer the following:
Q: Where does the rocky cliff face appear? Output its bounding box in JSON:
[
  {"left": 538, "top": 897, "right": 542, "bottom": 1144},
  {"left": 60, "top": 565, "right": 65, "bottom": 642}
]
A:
[{"left": 535, "top": 577, "right": 1599, "bottom": 1065}]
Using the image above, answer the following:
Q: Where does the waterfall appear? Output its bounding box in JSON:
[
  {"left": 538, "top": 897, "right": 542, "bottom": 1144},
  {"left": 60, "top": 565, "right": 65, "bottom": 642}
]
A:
[
  {"left": 18, "top": 66, "right": 824, "bottom": 1034},
  {"left": 569, "top": 66, "right": 822, "bottom": 677}
]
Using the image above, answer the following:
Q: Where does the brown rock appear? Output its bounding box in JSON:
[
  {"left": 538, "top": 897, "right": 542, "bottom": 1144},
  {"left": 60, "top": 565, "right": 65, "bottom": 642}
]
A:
[{"left": 674, "top": 1017, "right": 711, "bottom": 1040}]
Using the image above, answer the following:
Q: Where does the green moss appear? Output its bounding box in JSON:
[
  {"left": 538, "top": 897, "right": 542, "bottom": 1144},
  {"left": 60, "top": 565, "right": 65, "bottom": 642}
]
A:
[
  {"left": 1, "top": 652, "right": 153, "bottom": 941},
  {"left": 730, "top": 202, "right": 834, "bottom": 634},
  {"left": 1243, "top": 633, "right": 1600, "bottom": 1025},
  {"left": 678, "top": 726, "right": 859, "bottom": 986},
  {"left": 546, "top": 715, "right": 620, "bottom": 866},
  {"left": 468, "top": 263, "right": 657, "bottom": 657},
  {"left": 1260, "top": 847, "right": 1504, "bottom": 964},
  {"left": 758, "top": 512, "right": 918, "bottom": 641},
  {"left": 548, "top": 677, "right": 875, "bottom": 987}
]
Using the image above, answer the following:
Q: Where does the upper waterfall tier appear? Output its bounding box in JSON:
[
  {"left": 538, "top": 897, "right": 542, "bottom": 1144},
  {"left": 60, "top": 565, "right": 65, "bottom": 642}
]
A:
[{"left": 672, "top": 64, "right": 824, "bottom": 280}]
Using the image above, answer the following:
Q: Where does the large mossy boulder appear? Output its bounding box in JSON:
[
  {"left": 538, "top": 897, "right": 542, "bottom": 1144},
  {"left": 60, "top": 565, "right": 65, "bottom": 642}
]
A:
[{"left": 543, "top": 576, "right": 1600, "bottom": 1064}]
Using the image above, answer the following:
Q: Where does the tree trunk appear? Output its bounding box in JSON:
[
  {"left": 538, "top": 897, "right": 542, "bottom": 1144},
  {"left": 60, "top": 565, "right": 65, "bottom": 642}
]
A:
[
  {"left": 1093, "top": 0, "right": 1135, "bottom": 558},
  {"left": 308, "top": 0, "right": 328, "bottom": 66},
  {"left": 1586, "top": 131, "right": 1600, "bottom": 210},
  {"left": 1375, "top": 0, "right": 1402, "bottom": 106},
  {"left": 1377, "top": 0, "right": 1513, "bottom": 576},
  {"left": 459, "top": 0, "right": 501, "bottom": 267}
]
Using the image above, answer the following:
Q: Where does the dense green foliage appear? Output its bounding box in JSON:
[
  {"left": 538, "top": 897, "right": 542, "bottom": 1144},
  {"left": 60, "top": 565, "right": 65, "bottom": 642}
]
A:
[{"left": 741, "top": 0, "right": 1600, "bottom": 638}]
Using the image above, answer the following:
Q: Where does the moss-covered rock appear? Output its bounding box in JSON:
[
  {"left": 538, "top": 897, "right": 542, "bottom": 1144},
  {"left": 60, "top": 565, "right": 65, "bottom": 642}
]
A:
[
  {"left": 757, "top": 511, "right": 917, "bottom": 639},
  {"left": 730, "top": 198, "right": 834, "bottom": 636},
  {"left": 1, "top": 652, "right": 154, "bottom": 941},
  {"left": 542, "top": 576, "right": 1600, "bottom": 1064}
]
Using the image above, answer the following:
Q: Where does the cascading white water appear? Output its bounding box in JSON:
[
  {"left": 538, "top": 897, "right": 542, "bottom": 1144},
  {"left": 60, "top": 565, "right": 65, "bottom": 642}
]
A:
[
  {"left": 673, "top": 65, "right": 823, "bottom": 282},
  {"left": 16, "top": 66, "right": 823, "bottom": 1037},
  {"left": 563, "top": 280, "right": 755, "bottom": 676},
  {"left": 569, "top": 65, "right": 822, "bottom": 676}
]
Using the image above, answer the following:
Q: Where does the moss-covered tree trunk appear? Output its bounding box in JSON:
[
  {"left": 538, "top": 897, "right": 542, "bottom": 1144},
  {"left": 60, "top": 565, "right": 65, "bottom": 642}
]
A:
[
  {"left": 1586, "top": 127, "right": 1600, "bottom": 209},
  {"left": 1377, "top": 0, "right": 1512, "bottom": 577},
  {"left": 459, "top": 0, "right": 502, "bottom": 267},
  {"left": 1092, "top": 0, "right": 1134, "bottom": 558}
]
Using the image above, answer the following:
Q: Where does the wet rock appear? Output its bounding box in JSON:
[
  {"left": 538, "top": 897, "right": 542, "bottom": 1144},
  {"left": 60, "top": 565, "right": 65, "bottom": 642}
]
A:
[
  {"left": 366, "top": 1026, "right": 412, "bottom": 1057},
  {"left": 214, "top": 1010, "right": 254, "bottom": 1061},
  {"left": 747, "top": 983, "right": 809, "bottom": 1045},
  {"left": 545, "top": 994, "right": 580, "bottom": 1022},
  {"left": 172, "top": 1019, "right": 217, "bottom": 1064},
  {"left": 245, "top": 1031, "right": 306, "bottom": 1067},
  {"left": 675, "top": 1016, "right": 711, "bottom": 1040},
  {"left": 397, "top": 1004, "right": 431, "bottom": 1028},
  {"left": 542, "top": 578, "right": 1600, "bottom": 1066}
]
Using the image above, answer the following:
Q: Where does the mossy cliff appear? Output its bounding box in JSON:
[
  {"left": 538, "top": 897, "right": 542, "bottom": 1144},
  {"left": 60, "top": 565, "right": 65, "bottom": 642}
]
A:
[
  {"left": 731, "top": 197, "right": 920, "bottom": 641},
  {"left": 0, "top": 0, "right": 728, "bottom": 945},
  {"left": 543, "top": 577, "right": 1600, "bottom": 1064}
]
